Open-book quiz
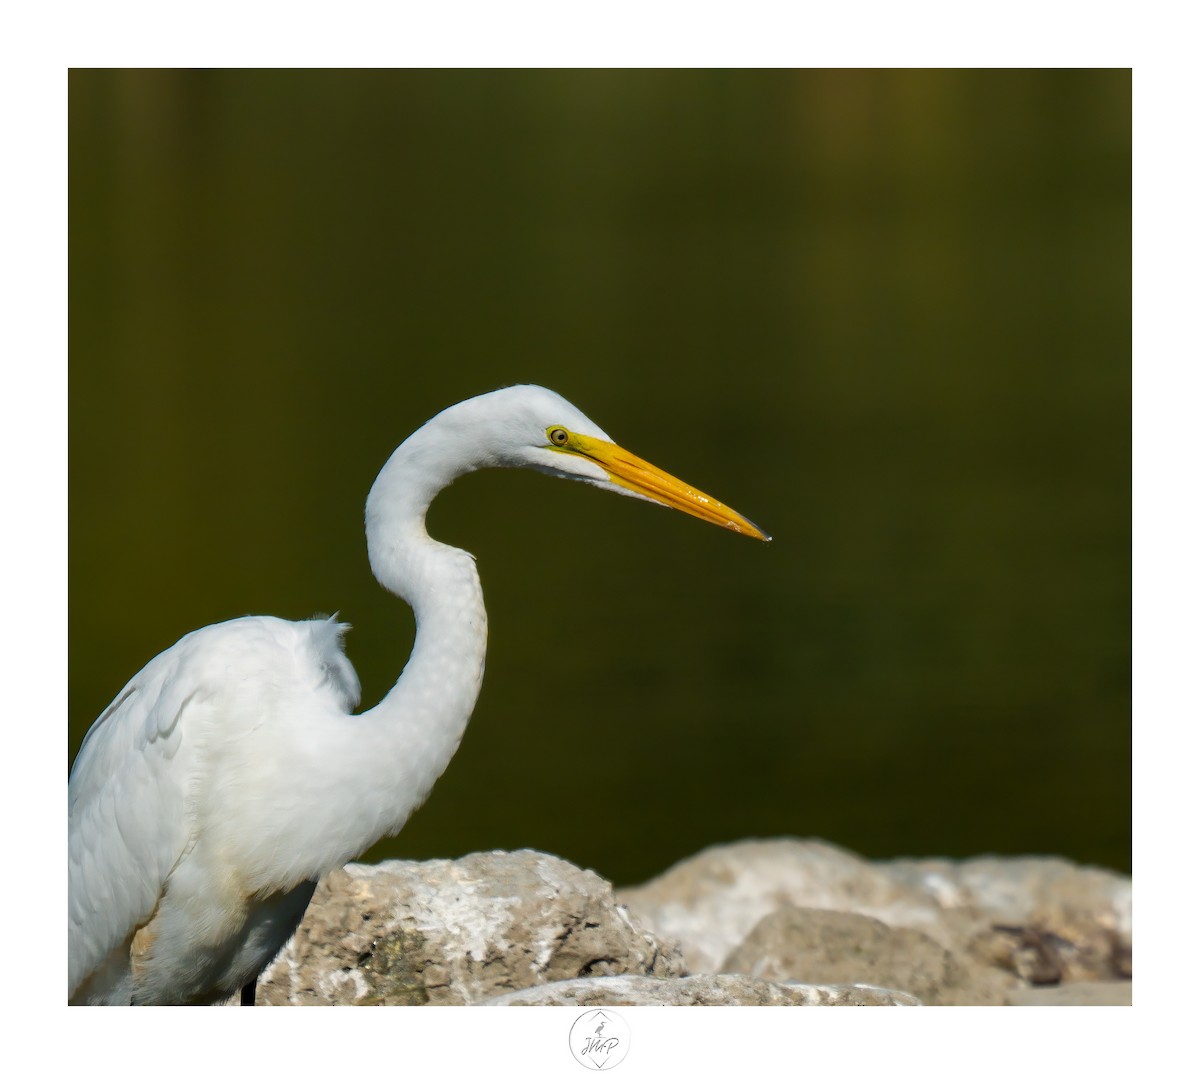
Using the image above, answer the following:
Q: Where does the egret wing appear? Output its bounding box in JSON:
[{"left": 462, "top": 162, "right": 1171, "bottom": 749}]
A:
[
  {"left": 67, "top": 616, "right": 361, "bottom": 1001},
  {"left": 67, "top": 638, "right": 206, "bottom": 999}
]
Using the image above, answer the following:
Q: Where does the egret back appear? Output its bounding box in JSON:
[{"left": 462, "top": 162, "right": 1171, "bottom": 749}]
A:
[{"left": 68, "top": 616, "right": 360, "bottom": 1003}]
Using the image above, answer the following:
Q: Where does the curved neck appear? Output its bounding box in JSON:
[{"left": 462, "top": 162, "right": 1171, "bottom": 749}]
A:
[
  {"left": 359, "top": 532, "right": 487, "bottom": 839},
  {"left": 363, "top": 416, "right": 490, "bottom": 758},
  {"left": 311, "top": 428, "right": 489, "bottom": 866}
]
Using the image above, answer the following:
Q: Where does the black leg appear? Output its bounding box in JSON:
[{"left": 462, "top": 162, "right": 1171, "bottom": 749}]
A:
[{"left": 241, "top": 979, "right": 257, "bottom": 1006}]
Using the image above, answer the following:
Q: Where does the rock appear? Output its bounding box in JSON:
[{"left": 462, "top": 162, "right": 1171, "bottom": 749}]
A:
[
  {"left": 882, "top": 855, "right": 1132, "bottom": 936},
  {"left": 619, "top": 839, "right": 1131, "bottom": 997},
  {"left": 257, "top": 850, "right": 685, "bottom": 1005},
  {"left": 720, "top": 906, "right": 1010, "bottom": 1005},
  {"left": 251, "top": 840, "right": 1130, "bottom": 1006},
  {"left": 484, "top": 973, "right": 919, "bottom": 1006},
  {"left": 617, "top": 839, "right": 951, "bottom": 973},
  {"left": 882, "top": 855, "right": 1132, "bottom": 984},
  {"left": 1007, "top": 980, "right": 1132, "bottom": 1006},
  {"left": 967, "top": 921, "right": 1123, "bottom": 986}
]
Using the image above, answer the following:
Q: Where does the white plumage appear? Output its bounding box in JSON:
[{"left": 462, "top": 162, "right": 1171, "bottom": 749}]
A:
[{"left": 68, "top": 385, "right": 767, "bottom": 1004}]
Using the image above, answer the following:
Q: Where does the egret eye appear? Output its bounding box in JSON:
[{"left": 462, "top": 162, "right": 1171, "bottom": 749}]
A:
[{"left": 548, "top": 427, "right": 570, "bottom": 447}]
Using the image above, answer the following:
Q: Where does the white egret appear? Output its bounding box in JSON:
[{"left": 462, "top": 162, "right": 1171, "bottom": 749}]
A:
[{"left": 68, "top": 385, "right": 767, "bottom": 1005}]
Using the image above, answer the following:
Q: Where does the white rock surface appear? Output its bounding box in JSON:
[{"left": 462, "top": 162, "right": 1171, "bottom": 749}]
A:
[
  {"left": 484, "top": 973, "right": 920, "bottom": 1006},
  {"left": 250, "top": 839, "right": 1130, "bottom": 1006},
  {"left": 258, "top": 849, "right": 683, "bottom": 1005}
]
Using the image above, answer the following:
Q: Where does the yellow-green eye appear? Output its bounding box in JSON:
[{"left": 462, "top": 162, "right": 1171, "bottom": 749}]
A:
[{"left": 548, "top": 426, "right": 570, "bottom": 447}]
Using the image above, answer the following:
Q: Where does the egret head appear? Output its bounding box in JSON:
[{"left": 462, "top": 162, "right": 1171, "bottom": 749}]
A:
[{"left": 467, "top": 385, "right": 770, "bottom": 541}]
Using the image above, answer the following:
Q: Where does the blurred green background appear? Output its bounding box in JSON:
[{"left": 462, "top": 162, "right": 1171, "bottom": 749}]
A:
[{"left": 69, "top": 70, "right": 1130, "bottom": 884}]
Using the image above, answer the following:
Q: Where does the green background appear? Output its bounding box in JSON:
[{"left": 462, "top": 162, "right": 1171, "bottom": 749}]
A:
[{"left": 69, "top": 70, "right": 1130, "bottom": 885}]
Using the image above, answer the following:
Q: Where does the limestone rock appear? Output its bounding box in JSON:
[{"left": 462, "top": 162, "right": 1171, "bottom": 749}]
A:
[
  {"left": 250, "top": 839, "right": 1129, "bottom": 1006},
  {"left": 484, "top": 972, "right": 920, "bottom": 1006},
  {"left": 619, "top": 838, "right": 1131, "bottom": 994},
  {"left": 720, "top": 905, "right": 1009, "bottom": 1005},
  {"left": 882, "top": 855, "right": 1132, "bottom": 984},
  {"left": 1007, "top": 980, "right": 1132, "bottom": 1006},
  {"left": 617, "top": 838, "right": 949, "bottom": 973},
  {"left": 882, "top": 855, "right": 1131, "bottom": 935},
  {"left": 257, "top": 850, "right": 684, "bottom": 1005}
]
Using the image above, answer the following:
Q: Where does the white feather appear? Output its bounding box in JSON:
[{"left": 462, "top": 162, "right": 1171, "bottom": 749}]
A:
[{"left": 68, "top": 385, "right": 760, "bottom": 1004}]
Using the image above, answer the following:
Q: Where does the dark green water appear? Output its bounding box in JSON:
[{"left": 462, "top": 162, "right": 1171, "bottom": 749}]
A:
[{"left": 69, "top": 70, "right": 1130, "bottom": 884}]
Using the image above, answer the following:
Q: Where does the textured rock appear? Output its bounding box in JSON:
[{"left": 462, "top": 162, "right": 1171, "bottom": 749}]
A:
[
  {"left": 484, "top": 973, "right": 919, "bottom": 1006},
  {"left": 619, "top": 838, "right": 1131, "bottom": 994},
  {"left": 617, "top": 839, "right": 951, "bottom": 973},
  {"left": 720, "top": 906, "right": 1009, "bottom": 1005},
  {"left": 249, "top": 839, "right": 1130, "bottom": 1006},
  {"left": 257, "top": 850, "right": 684, "bottom": 1005},
  {"left": 882, "top": 855, "right": 1132, "bottom": 936},
  {"left": 882, "top": 855, "right": 1132, "bottom": 984},
  {"left": 1007, "top": 980, "right": 1132, "bottom": 1006}
]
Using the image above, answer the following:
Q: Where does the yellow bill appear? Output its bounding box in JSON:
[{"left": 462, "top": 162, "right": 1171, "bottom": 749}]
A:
[{"left": 554, "top": 429, "right": 771, "bottom": 541}]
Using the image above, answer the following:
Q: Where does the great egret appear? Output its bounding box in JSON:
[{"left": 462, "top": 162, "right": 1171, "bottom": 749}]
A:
[{"left": 68, "top": 385, "right": 767, "bottom": 1005}]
